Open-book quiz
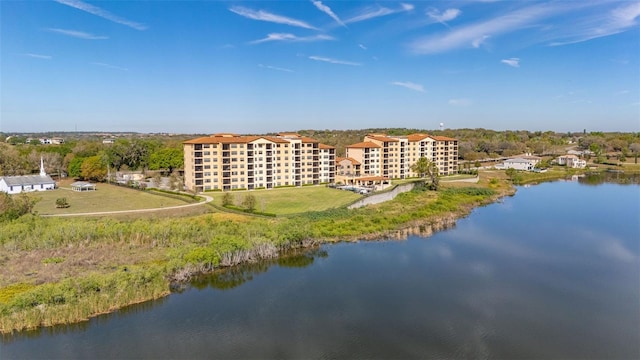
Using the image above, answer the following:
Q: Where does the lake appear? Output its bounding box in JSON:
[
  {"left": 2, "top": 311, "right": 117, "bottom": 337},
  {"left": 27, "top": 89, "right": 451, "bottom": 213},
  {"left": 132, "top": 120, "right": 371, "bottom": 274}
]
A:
[{"left": 3, "top": 176, "right": 639, "bottom": 359}]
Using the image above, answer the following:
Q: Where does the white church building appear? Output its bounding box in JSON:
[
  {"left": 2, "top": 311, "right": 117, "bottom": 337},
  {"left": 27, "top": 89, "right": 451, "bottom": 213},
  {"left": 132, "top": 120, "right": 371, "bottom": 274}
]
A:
[{"left": 0, "top": 158, "right": 56, "bottom": 194}]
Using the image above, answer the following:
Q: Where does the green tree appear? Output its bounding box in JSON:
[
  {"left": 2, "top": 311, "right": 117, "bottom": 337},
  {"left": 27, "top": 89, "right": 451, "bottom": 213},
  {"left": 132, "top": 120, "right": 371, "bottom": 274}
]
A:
[
  {"left": 589, "top": 143, "right": 603, "bottom": 157},
  {"left": 80, "top": 155, "right": 107, "bottom": 181},
  {"left": 106, "top": 139, "right": 155, "bottom": 171},
  {"left": 535, "top": 159, "right": 550, "bottom": 169},
  {"left": 0, "top": 192, "right": 38, "bottom": 221},
  {"left": 148, "top": 148, "right": 183, "bottom": 173},
  {"left": 222, "top": 192, "right": 233, "bottom": 206},
  {"left": 242, "top": 194, "right": 257, "bottom": 212},
  {"left": 0, "top": 143, "right": 26, "bottom": 175},
  {"left": 68, "top": 157, "right": 85, "bottom": 178},
  {"left": 410, "top": 157, "right": 439, "bottom": 190},
  {"left": 505, "top": 168, "right": 524, "bottom": 184}
]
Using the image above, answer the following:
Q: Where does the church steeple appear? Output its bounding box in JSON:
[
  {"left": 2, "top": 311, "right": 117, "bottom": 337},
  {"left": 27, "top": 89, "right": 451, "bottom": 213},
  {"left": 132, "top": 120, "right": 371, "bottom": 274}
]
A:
[{"left": 40, "top": 156, "right": 46, "bottom": 176}]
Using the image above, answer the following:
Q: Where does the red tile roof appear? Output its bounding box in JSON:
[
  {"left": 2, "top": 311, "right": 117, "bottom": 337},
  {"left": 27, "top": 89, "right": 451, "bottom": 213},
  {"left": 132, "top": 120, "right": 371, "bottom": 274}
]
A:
[
  {"left": 406, "top": 133, "right": 431, "bottom": 141},
  {"left": 365, "top": 134, "right": 399, "bottom": 142},
  {"left": 346, "top": 141, "right": 381, "bottom": 149},
  {"left": 184, "top": 135, "right": 289, "bottom": 144},
  {"left": 429, "top": 135, "right": 457, "bottom": 141}
]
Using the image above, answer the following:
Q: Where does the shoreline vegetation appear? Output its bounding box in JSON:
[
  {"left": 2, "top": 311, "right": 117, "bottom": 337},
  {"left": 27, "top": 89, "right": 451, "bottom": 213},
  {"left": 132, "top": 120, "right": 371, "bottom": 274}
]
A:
[{"left": 0, "top": 167, "right": 635, "bottom": 334}]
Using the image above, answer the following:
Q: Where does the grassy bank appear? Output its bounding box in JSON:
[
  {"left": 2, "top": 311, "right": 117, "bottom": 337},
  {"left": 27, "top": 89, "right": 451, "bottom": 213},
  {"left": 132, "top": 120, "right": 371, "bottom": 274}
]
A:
[
  {"left": 210, "top": 186, "right": 361, "bottom": 215},
  {"left": 0, "top": 177, "right": 514, "bottom": 334}
]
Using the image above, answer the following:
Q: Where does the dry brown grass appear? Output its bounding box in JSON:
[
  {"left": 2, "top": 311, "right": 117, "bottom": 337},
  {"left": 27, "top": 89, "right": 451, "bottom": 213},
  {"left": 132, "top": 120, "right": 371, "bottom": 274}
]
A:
[{"left": 0, "top": 243, "right": 166, "bottom": 288}]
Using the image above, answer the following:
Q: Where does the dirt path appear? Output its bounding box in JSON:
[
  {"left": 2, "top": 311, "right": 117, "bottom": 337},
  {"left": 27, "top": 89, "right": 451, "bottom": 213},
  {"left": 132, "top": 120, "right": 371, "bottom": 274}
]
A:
[{"left": 441, "top": 175, "right": 480, "bottom": 183}]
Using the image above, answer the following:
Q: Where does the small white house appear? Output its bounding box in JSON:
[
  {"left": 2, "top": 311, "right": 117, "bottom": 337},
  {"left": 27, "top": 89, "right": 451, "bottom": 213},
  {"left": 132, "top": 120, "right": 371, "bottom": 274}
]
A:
[
  {"left": 0, "top": 158, "right": 55, "bottom": 194},
  {"left": 502, "top": 157, "right": 540, "bottom": 171},
  {"left": 556, "top": 154, "right": 587, "bottom": 169}
]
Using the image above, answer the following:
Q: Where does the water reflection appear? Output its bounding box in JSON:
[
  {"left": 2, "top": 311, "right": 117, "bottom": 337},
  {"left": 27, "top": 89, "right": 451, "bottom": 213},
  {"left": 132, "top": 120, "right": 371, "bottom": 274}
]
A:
[
  {"left": 191, "top": 247, "right": 328, "bottom": 291},
  {"left": 1, "top": 297, "right": 167, "bottom": 344},
  {"left": 578, "top": 171, "right": 640, "bottom": 185}
]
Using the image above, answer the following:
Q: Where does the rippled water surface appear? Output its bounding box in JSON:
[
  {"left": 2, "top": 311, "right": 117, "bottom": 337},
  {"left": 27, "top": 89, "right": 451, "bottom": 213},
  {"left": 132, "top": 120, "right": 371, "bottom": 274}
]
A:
[{"left": 3, "top": 179, "right": 639, "bottom": 359}]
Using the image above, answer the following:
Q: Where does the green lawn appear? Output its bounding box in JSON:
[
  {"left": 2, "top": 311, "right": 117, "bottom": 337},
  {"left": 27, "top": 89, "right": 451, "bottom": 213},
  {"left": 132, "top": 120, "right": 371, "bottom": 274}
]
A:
[
  {"left": 29, "top": 181, "right": 191, "bottom": 215},
  {"left": 211, "top": 186, "right": 362, "bottom": 215}
]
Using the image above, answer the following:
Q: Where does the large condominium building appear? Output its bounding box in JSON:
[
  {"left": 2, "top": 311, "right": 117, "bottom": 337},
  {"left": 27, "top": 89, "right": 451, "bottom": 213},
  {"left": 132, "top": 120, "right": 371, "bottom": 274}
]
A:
[
  {"left": 183, "top": 133, "right": 335, "bottom": 192},
  {"left": 345, "top": 133, "right": 458, "bottom": 179}
]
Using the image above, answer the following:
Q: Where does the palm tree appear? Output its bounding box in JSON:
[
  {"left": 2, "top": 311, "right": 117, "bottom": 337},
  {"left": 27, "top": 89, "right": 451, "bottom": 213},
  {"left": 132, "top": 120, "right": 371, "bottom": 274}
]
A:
[{"left": 411, "top": 157, "right": 439, "bottom": 190}]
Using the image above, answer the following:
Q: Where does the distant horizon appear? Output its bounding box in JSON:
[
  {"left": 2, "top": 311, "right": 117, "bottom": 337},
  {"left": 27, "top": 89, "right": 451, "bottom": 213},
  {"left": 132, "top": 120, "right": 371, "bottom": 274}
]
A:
[
  {"left": 1, "top": 126, "right": 636, "bottom": 136},
  {"left": 2, "top": 1, "right": 639, "bottom": 133}
]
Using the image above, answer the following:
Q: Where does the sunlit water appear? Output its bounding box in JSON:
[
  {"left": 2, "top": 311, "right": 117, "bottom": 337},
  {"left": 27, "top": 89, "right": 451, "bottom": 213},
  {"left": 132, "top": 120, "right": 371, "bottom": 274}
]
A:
[{"left": 3, "top": 177, "right": 639, "bottom": 359}]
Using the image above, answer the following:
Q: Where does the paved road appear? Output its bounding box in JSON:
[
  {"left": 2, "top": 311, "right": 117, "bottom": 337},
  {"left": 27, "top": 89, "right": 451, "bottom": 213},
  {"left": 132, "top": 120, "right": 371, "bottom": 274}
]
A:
[{"left": 42, "top": 194, "right": 214, "bottom": 217}]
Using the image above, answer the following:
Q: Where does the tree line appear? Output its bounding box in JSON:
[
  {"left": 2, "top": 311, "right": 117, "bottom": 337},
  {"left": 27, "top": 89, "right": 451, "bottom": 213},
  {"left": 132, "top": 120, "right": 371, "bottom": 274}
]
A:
[
  {"left": 2, "top": 129, "right": 639, "bottom": 180},
  {"left": 0, "top": 136, "right": 186, "bottom": 181}
]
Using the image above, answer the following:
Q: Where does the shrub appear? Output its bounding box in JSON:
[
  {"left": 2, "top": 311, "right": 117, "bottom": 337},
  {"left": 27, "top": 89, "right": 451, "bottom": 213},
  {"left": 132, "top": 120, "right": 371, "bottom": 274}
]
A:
[{"left": 55, "top": 198, "right": 70, "bottom": 208}]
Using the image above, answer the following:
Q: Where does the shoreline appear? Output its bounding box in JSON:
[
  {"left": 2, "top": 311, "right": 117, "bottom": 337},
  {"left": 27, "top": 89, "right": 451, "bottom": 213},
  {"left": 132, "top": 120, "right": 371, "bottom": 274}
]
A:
[{"left": 0, "top": 174, "right": 534, "bottom": 335}]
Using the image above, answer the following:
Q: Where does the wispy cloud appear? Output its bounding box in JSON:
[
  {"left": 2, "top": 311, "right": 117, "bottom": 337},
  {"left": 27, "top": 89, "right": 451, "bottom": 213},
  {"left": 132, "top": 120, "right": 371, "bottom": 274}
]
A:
[
  {"left": 359, "top": 44, "right": 367, "bottom": 50},
  {"left": 427, "top": 8, "right": 461, "bottom": 24},
  {"left": 549, "top": 2, "right": 640, "bottom": 46},
  {"left": 230, "top": 6, "right": 318, "bottom": 30},
  {"left": 54, "top": 0, "right": 147, "bottom": 30},
  {"left": 409, "top": 2, "right": 639, "bottom": 54},
  {"left": 312, "top": 0, "right": 346, "bottom": 27},
  {"left": 501, "top": 58, "right": 520, "bottom": 67},
  {"left": 309, "top": 56, "right": 362, "bottom": 66},
  {"left": 449, "top": 98, "right": 472, "bottom": 106},
  {"left": 259, "top": 64, "right": 295, "bottom": 73},
  {"left": 250, "top": 33, "right": 334, "bottom": 44},
  {"left": 391, "top": 81, "right": 425, "bottom": 92},
  {"left": 472, "top": 35, "right": 490, "bottom": 48},
  {"left": 48, "top": 28, "right": 108, "bottom": 40},
  {"left": 91, "top": 62, "right": 128, "bottom": 71},
  {"left": 409, "top": 3, "right": 564, "bottom": 54},
  {"left": 345, "top": 3, "right": 413, "bottom": 24},
  {"left": 24, "top": 53, "right": 52, "bottom": 60}
]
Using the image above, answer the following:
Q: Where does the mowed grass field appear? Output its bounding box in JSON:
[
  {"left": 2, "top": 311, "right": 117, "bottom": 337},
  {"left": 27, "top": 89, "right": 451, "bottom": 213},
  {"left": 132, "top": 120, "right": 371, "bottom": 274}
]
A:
[
  {"left": 211, "top": 186, "right": 362, "bottom": 215},
  {"left": 29, "top": 179, "right": 191, "bottom": 215}
]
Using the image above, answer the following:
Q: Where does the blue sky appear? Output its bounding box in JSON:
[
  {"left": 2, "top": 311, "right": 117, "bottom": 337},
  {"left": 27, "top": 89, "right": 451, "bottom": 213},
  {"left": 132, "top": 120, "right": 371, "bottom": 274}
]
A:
[{"left": 1, "top": 0, "right": 639, "bottom": 134}]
